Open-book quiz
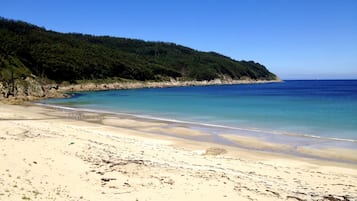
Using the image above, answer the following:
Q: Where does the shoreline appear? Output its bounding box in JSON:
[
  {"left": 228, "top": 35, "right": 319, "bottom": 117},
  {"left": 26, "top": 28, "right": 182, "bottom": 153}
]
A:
[
  {"left": 0, "top": 78, "right": 281, "bottom": 104},
  {"left": 34, "top": 103, "right": 357, "bottom": 164},
  {"left": 57, "top": 78, "right": 282, "bottom": 93},
  {"left": 1, "top": 103, "right": 357, "bottom": 200},
  {"left": 36, "top": 102, "right": 357, "bottom": 164}
]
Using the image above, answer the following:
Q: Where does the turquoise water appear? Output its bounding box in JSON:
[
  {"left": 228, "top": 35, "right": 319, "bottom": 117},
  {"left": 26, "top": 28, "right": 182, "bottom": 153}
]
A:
[{"left": 42, "top": 80, "right": 357, "bottom": 141}]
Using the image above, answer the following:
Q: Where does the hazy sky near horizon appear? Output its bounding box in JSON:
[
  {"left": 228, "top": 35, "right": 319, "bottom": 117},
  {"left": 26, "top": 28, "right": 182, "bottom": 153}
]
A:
[{"left": 1, "top": 0, "right": 356, "bottom": 79}]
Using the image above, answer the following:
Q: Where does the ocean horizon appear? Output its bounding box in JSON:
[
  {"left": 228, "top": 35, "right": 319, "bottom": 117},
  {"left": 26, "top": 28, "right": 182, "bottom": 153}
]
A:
[{"left": 41, "top": 80, "right": 357, "bottom": 149}]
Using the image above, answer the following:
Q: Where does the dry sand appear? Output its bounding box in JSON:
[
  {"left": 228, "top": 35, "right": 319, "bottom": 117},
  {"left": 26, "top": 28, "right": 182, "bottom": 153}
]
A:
[{"left": 0, "top": 104, "right": 356, "bottom": 201}]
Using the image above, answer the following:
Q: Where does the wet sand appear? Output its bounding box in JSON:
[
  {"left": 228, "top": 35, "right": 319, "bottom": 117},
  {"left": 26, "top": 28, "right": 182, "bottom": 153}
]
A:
[{"left": 1, "top": 103, "right": 356, "bottom": 201}]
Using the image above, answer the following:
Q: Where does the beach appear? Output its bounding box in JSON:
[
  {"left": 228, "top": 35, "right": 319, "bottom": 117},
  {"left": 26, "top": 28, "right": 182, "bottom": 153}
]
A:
[{"left": 1, "top": 103, "right": 357, "bottom": 201}]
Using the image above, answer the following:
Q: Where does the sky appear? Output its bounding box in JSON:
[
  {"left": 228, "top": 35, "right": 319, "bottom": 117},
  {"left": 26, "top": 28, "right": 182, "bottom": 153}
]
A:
[{"left": 1, "top": 0, "right": 357, "bottom": 79}]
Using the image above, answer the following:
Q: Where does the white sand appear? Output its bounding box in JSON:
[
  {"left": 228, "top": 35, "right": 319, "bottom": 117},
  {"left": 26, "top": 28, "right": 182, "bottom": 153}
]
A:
[{"left": 0, "top": 104, "right": 356, "bottom": 201}]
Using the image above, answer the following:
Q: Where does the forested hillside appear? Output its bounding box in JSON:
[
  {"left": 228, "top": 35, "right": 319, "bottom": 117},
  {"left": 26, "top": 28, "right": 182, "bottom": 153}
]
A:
[{"left": 0, "top": 17, "right": 277, "bottom": 84}]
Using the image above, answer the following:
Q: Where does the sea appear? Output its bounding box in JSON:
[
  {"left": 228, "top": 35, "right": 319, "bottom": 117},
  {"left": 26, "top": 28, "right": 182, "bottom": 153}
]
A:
[{"left": 41, "top": 80, "right": 357, "bottom": 149}]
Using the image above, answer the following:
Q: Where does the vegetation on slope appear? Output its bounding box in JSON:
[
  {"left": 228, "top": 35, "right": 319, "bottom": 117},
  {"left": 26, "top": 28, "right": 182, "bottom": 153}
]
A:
[{"left": 0, "top": 17, "right": 277, "bottom": 86}]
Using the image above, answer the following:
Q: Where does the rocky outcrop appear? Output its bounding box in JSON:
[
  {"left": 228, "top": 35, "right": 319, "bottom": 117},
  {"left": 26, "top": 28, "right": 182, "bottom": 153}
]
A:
[
  {"left": 58, "top": 78, "right": 282, "bottom": 93},
  {"left": 0, "top": 77, "right": 281, "bottom": 104},
  {"left": 0, "top": 77, "right": 65, "bottom": 104}
]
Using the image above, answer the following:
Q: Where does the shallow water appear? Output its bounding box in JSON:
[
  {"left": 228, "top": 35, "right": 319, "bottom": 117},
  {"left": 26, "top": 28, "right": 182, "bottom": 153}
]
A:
[{"left": 42, "top": 80, "right": 357, "bottom": 143}]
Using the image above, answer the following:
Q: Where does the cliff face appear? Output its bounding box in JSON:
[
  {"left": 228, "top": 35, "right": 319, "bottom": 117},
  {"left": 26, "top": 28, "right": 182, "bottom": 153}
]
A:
[{"left": 0, "top": 77, "right": 64, "bottom": 104}]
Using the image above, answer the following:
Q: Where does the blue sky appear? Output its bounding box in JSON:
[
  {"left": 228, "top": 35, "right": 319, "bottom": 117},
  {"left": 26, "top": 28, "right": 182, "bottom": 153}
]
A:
[{"left": 1, "top": 0, "right": 357, "bottom": 79}]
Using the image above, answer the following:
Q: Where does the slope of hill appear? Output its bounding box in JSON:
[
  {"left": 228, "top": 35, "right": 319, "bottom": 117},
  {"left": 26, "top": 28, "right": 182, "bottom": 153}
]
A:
[{"left": 0, "top": 17, "right": 279, "bottom": 101}]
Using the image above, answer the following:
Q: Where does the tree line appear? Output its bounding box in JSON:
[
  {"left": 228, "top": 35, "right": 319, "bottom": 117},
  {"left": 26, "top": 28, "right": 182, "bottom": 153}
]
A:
[{"left": 0, "top": 17, "right": 277, "bottom": 84}]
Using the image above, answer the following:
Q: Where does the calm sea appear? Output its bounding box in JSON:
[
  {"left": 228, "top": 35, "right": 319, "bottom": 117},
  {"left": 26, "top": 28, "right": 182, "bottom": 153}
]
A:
[{"left": 42, "top": 80, "right": 357, "bottom": 142}]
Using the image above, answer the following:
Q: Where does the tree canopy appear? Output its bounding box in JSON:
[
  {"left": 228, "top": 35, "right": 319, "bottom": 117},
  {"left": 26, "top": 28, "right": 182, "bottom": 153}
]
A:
[{"left": 0, "top": 17, "right": 277, "bottom": 83}]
